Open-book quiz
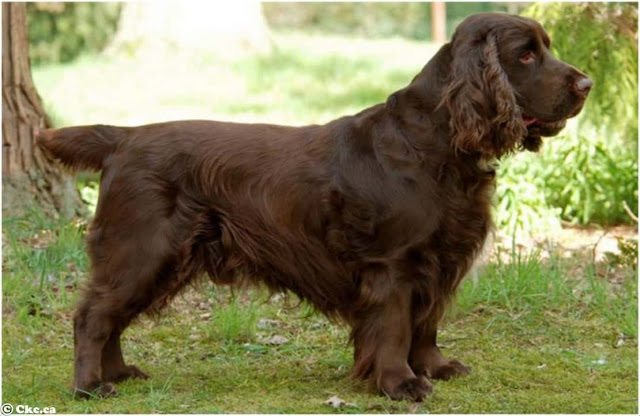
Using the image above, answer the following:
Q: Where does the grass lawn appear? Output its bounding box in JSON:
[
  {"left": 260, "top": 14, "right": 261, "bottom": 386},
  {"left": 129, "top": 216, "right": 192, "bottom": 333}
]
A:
[
  {"left": 2, "top": 211, "right": 637, "bottom": 413},
  {"left": 3, "top": 32, "right": 638, "bottom": 413},
  {"left": 31, "top": 32, "right": 436, "bottom": 128}
]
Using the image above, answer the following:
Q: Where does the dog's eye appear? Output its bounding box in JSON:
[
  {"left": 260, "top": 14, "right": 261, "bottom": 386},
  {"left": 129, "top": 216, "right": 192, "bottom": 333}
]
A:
[{"left": 520, "top": 51, "right": 536, "bottom": 64}]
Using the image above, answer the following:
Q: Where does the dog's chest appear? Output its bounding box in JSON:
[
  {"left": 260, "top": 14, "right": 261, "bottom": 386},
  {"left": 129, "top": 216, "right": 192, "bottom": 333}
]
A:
[
  {"left": 426, "top": 166, "right": 495, "bottom": 283},
  {"left": 324, "top": 164, "right": 495, "bottom": 264}
]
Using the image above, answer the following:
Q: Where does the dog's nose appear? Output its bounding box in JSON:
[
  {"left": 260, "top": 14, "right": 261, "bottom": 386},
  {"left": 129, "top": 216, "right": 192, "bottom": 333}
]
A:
[{"left": 574, "top": 76, "right": 593, "bottom": 96}]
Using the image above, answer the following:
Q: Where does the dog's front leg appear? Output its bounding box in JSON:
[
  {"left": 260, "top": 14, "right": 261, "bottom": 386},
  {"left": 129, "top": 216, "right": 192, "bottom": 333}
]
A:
[
  {"left": 351, "top": 264, "right": 432, "bottom": 401},
  {"left": 409, "top": 315, "right": 471, "bottom": 381}
]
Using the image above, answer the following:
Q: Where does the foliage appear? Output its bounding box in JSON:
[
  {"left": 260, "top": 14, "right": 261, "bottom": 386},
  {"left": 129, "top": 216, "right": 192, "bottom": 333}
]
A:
[
  {"left": 78, "top": 178, "right": 99, "bottom": 214},
  {"left": 26, "top": 2, "right": 121, "bottom": 65},
  {"left": 263, "top": 2, "right": 524, "bottom": 40},
  {"left": 501, "top": 2, "right": 639, "bottom": 227},
  {"left": 2, "top": 209, "right": 88, "bottom": 319},
  {"left": 496, "top": 127, "right": 638, "bottom": 232},
  {"left": 604, "top": 238, "right": 638, "bottom": 270},
  {"left": 540, "top": 130, "right": 638, "bottom": 225},
  {"left": 494, "top": 153, "right": 563, "bottom": 235}
]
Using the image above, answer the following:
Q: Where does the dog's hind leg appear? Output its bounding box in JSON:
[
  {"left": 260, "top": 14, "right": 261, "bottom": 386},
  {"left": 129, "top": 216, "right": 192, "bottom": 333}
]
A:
[
  {"left": 99, "top": 252, "right": 190, "bottom": 385},
  {"left": 72, "top": 293, "right": 116, "bottom": 398},
  {"left": 73, "top": 217, "right": 181, "bottom": 398}
]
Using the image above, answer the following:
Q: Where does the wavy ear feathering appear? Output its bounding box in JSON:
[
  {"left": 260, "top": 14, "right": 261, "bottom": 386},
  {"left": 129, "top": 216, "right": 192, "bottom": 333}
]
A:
[{"left": 443, "top": 30, "right": 527, "bottom": 158}]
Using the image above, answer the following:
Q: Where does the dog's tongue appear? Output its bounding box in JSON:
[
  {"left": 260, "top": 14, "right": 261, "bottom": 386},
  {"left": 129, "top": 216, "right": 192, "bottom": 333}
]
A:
[{"left": 523, "top": 116, "right": 538, "bottom": 127}]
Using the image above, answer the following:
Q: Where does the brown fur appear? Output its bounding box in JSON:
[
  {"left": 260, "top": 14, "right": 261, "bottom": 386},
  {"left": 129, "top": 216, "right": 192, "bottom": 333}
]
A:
[{"left": 38, "top": 13, "right": 590, "bottom": 401}]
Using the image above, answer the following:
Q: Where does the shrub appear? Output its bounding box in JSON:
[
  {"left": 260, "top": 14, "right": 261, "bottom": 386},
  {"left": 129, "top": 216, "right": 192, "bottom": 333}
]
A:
[{"left": 27, "top": 2, "right": 121, "bottom": 65}]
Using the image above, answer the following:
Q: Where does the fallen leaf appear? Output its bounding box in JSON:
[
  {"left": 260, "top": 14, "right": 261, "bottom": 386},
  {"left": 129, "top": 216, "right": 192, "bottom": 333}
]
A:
[
  {"left": 258, "top": 318, "right": 282, "bottom": 329},
  {"left": 271, "top": 293, "right": 286, "bottom": 302},
  {"left": 325, "top": 395, "right": 356, "bottom": 409},
  {"left": 325, "top": 395, "right": 345, "bottom": 409},
  {"left": 310, "top": 322, "right": 327, "bottom": 330},
  {"left": 242, "top": 343, "right": 268, "bottom": 354},
  {"left": 39, "top": 308, "right": 53, "bottom": 318}
]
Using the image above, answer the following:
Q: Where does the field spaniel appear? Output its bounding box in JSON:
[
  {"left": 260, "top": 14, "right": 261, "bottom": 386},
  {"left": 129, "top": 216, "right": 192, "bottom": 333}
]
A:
[{"left": 39, "top": 13, "right": 591, "bottom": 401}]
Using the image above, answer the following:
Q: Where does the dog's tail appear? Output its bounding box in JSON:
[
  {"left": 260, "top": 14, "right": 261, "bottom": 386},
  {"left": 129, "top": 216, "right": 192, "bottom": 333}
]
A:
[{"left": 37, "top": 125, "right": 129, "bottom": 171}]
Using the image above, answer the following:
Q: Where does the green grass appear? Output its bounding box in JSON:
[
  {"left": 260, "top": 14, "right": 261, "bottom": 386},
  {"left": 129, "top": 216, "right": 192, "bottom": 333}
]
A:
[
  {"left": 31, "top": 32, "right": 432, "bottom": 128},
  {"left": 2, "top": 210, "right": 637, "bottom": 413}
]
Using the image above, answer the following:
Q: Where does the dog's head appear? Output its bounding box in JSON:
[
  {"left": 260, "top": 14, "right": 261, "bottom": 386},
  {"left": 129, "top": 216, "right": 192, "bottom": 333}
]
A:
[{"left": 442, "top": 13, "right": 591, "bottom": 157}]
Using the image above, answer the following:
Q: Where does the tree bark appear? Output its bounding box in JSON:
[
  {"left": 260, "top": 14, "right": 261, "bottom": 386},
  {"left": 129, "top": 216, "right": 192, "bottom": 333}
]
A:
[{"left": 2, "top": 2, "right": 84, "bottom": 219}]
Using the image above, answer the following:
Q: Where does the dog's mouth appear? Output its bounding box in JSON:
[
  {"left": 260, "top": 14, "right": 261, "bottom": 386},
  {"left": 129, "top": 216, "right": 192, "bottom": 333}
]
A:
[
  {"left": 523, "top": 114, "right": 565, "bottom": 130},
  {"left": 523, "top": 115, "right": 538, "bottom": 127},
  {"left": 520, "top": 114, "right": 568, "bottom": 152},
  {"left": 522, "top": 114, "right": 567, "bottom": 137}
]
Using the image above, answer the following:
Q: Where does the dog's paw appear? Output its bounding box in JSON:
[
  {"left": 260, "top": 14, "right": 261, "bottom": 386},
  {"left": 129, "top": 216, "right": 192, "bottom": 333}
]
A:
[
  {"left": 386, "top": 377, "right": 433, "bottom": 402},
  {"left": 103, "top": 364, "right": 149, "bottom": 383},
  {"left": 429, "top": 359, "right": 471, "bottom": 381},
  {"left": 123, "top": 364, "right": 149, "bottom": 380},
  {"left": 73, "top": 382, "right": 117, "bottom": 399},
  {"left": 98, "top": 382, "right": 118, "bottom": 397}
]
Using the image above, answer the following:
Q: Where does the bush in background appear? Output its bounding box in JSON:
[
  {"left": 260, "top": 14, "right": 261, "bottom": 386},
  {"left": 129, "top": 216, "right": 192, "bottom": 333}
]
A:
[
  {"left": 495, "top": 2, "right": 637, "bottom": 232},
  {"left": 27, "top": 2, "right": 121, "bottom": 65},
  {"left": 263, "top": 2, "right": 526, "bottom": 40}
]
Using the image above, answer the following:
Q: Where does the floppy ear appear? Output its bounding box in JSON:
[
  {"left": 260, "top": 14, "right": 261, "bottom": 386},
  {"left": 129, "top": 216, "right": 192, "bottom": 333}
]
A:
[{"left": 443, "top": 31, "right": 526, "bottom": 157}]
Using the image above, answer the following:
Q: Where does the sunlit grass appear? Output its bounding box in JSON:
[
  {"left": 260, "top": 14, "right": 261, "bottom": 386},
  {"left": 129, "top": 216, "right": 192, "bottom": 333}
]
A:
[{"left": 32, "top": 32, "right": 434, "bottom": 128}]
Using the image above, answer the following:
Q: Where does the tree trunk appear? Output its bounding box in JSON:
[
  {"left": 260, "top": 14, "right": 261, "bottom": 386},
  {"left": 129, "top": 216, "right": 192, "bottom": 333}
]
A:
[
  {"left": 431, "top": 2, "right": 447, "bottom": 43},
  {"left": 107, "top": 1, "right": 272, "bottom": 59},
  {"left": 2, "top": 3, "right": 84, "bottom": 219}
]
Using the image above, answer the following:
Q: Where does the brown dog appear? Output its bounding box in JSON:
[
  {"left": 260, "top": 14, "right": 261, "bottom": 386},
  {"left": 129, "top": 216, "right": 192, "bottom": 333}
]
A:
[{"left": 39, "top": 13, "right": 591, "bottom": 401}]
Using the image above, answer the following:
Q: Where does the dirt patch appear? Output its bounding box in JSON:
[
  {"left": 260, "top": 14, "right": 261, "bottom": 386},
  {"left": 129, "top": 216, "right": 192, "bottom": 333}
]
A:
[{"left": 494, "top": 225, "right": 638, "bottom": 262}]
